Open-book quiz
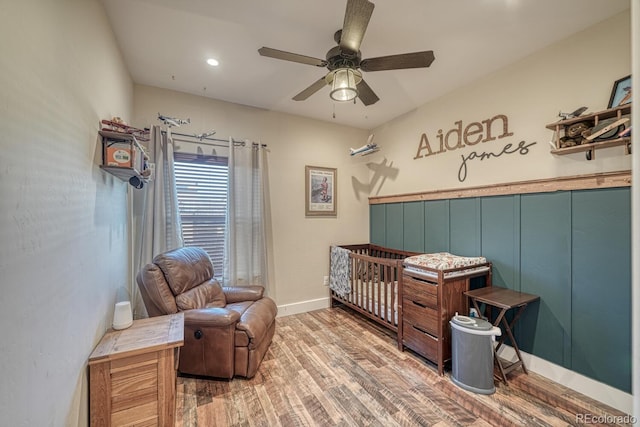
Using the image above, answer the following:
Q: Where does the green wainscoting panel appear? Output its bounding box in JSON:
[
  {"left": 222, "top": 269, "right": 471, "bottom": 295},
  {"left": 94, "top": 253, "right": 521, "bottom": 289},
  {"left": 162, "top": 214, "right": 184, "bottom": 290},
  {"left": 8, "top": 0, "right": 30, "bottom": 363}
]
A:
[
  {"left": 571, "top": 188, "right": 631, "bottom": 392},
  {"left": 424, "top": 200, "right": 450, "bottom": 253},
  {"left": 369, "top": 204, "right": 386, "bottom": 246},
  {"left": 449, "top": 198, "right": 481, "bottom": 256},
  {"left": 370, "top": 186, "right": 631, "bottom": 392},
  {"left": 403, "top": 201, "right": 425, "bottom": 252},
  {"left": 480, "top": 196, "right": 520, "bottom": 290},
  {"left": 520, "top": 192, "right": 572, "bottom": 367},
  {"left": 480, "top": 196, "right": 520, "bottom": 346},
  {"left": 385, "top": 203, "right": 404, "bottom": 250}
]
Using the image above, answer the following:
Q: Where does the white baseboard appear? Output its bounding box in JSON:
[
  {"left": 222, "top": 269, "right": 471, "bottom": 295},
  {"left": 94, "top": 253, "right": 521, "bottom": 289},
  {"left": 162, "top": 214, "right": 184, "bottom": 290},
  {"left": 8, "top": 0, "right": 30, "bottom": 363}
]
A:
[
  {"left": 498, "top": 345, "right": 633, "bottom": 415},
  {"left": 276, "top": 297, "right": 330, "bottom": 317}
]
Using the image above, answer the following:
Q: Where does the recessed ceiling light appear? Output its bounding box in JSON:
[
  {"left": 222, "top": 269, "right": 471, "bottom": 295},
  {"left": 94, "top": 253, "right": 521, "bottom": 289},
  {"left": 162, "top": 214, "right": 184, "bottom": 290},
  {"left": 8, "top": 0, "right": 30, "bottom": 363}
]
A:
[{"left": 206, "top": 58, "right": 219, "bottom": 67}]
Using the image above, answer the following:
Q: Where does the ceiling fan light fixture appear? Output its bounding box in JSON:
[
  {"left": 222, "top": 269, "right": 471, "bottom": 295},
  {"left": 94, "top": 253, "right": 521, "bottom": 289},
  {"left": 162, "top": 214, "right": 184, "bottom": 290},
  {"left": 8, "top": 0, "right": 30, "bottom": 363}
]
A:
[{"left": 329, "top": 68, "right": 360, "bottom": 102}]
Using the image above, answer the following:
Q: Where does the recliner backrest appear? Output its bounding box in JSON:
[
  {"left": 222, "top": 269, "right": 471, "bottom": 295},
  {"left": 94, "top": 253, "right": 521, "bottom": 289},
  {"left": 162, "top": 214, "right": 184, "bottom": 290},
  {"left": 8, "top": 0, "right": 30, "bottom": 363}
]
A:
[
  {"left": 137, "top": 264, "right": 179, "bottom": 316},
  {"left": 154, "top": 247, "right": 214, "bottom": 294},
  {"left": 137, "top": 246, "right": 227, "bottom": 317}
]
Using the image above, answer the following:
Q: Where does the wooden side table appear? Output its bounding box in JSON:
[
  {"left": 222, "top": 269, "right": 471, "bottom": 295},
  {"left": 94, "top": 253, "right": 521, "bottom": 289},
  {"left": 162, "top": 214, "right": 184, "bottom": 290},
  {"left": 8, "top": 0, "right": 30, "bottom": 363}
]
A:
[
  {"left": 89, "top": 312, "right": 184, "bottom": 427},
  {"left": 464, "top": 287, "right": 539, "bottom": 384}
]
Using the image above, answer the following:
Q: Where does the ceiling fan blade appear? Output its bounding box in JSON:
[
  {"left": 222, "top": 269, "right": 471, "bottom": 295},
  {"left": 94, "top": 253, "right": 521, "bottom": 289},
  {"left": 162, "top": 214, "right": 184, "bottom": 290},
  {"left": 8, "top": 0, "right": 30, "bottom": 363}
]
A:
[
  {"left": 356, "top": 79, "right": 379, "bottom": 106},
  {"left": 258, "top": 47, "right": 327, "bottom": 67},
  {"left": 340, "top": 0, "right": 375, "bottom": 54},
  {"left": 360, "top": 51, "right": 435, "bottom": 72},
  {"left": 293, "top": 76, "right": 328, "bottom": 101}
]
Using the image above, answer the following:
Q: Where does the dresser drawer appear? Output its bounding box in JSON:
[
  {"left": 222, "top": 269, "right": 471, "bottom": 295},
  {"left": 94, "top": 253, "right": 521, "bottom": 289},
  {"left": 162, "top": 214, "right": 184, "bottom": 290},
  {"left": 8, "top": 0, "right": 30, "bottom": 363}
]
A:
[
  {"left": 403, "top": 276, "right": 437, "bottom": 308},
  {"left": 403, "top": 300, "right": 439, "bottom": 336},
  {"left": 403, "top": 323, "right": 438, "bottom": 362}
]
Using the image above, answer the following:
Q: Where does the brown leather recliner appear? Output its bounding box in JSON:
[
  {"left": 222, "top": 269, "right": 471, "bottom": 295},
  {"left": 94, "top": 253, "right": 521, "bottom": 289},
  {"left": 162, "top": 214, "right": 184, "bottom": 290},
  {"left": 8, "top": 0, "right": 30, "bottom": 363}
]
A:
[{"left": 137, "top": 247, "right": 277, "bottom": 379}]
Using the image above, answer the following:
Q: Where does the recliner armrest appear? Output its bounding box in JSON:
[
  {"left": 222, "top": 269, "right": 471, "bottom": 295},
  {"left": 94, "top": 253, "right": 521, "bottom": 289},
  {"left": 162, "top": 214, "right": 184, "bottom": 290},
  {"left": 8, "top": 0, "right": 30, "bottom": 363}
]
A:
[
  {"left": 223, "top": 286, "right": 264, "bottom": 303},
  {"left": 184, "top": 307, "right": 240, "bottom": 327}
]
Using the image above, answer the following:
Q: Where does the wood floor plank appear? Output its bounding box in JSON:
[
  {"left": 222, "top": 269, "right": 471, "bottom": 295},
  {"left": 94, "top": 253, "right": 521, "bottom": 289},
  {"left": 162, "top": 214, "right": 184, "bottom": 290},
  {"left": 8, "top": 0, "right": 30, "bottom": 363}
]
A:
[
  {"left": 327, "top": 384, "right": 391, "bottom": 426},
  {"left": 252, "top": 384, "right": 281, "bottom": 427},
  {"left": 196, "top": 397, "right": 228, "bottom": 427},
  {"left": 294, "top": 368, "right": 345, "bottom": 424},
  {"left": 176, "top": 307, "right": 629, "bottom": 426}
]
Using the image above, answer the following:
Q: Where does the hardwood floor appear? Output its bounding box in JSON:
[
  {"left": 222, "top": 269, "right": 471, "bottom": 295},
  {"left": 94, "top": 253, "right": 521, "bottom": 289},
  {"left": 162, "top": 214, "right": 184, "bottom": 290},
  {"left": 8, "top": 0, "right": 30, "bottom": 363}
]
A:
[{"left": 175, "top": 307, "right": 631, "bottom": 426}]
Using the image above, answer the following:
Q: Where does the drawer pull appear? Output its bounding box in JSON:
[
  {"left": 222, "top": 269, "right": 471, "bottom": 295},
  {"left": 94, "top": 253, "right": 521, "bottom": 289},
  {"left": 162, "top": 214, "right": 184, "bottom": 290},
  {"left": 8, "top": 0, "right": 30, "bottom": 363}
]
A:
[{"left": 412, "top": 300, "right": 427, "bottom": 308}]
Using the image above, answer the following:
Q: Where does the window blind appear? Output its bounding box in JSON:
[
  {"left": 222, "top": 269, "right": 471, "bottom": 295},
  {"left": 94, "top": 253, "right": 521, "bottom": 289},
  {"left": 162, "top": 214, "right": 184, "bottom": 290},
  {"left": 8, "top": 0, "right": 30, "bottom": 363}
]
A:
[{"left": 174, "top": 153, "right": 228, "bottom": 277}]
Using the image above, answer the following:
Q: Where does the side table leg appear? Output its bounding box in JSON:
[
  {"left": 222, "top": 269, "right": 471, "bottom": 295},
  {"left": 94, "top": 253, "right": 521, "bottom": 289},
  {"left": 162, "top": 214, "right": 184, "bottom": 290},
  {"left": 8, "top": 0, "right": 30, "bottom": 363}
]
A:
[
  {"left": 492, "top": 308, "right": 509, "bottom": 383},
  {"left": 502, "top": 305, "right": 529, "bottom": 374}
]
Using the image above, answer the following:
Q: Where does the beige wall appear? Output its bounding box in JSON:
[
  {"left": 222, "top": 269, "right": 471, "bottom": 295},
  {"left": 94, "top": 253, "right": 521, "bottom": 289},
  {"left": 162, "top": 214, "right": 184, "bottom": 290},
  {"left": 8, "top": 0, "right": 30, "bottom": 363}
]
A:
[
  {"left": 370, "top": 12, "right": 631, "bottom": 195},
  {"left": 133, "top": 86, "right": 371, "bottom": 307},
  {"left": 0, "top": 1, "right": 133, "bottom": 426}
]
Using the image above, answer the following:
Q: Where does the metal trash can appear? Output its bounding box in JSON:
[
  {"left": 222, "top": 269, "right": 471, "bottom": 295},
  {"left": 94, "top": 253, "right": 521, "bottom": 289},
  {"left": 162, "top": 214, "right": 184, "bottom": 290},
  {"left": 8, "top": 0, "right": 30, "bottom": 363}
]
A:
[{"left": 450, "top": 314, "right": 501, "bottom": 394}]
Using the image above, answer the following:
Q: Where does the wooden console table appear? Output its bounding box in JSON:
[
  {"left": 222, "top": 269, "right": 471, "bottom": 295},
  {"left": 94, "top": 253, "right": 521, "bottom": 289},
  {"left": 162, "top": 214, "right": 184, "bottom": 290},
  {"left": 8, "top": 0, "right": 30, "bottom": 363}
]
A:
[
  {"left": 464, "top": 287, "right": 539, "bottom": 384},
  {"left": 89, "top": 312, "right": 184, "bottom": 426}
]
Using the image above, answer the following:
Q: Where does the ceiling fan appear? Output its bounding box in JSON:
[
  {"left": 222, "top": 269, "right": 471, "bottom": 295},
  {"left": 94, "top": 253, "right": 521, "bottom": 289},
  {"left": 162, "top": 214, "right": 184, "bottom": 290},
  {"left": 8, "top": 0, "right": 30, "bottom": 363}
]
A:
[{"left": 258, "top": 0, "right": 435, "bottom": 106}]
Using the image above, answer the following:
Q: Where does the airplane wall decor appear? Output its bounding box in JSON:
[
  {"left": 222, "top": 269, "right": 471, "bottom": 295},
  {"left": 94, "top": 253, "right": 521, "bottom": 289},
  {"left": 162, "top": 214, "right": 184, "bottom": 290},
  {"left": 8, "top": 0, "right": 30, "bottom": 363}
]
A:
[
  {"left": 158, "top": 113, "right": 191, "bottom": 127},
  {"left": 350, "top": 134, "right": 379, "bottom": 156}
]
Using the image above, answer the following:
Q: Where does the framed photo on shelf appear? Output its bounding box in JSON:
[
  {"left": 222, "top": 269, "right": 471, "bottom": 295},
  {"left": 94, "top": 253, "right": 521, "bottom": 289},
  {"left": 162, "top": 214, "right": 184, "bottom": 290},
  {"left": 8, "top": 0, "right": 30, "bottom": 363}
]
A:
[
  {"left": 608, "top": 75, "right": 632, "bottom": 108},
  {"left": 305, "top": 165, "right": 337, "bottom": 217}
]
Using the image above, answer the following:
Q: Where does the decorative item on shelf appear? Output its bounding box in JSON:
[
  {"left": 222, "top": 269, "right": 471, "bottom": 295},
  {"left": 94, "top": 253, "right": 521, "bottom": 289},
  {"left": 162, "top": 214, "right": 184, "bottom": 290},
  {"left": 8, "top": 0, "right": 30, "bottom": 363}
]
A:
[
  {"left": 608, "top": 75, "right": 632, "bottom": 108},
  {"left": 584, "top": 116, "right": 630, "bottom": 142},
  {"left": 128, "top": 176, "right": 144, "bottom": 189},
  {"left": 546, "top": 103, "right": 632, "bottom": 160},
  {"left": 558, "top": 120, "right": 593, "bottom": 148},
  {"left": 557, "top": 106, "right": 588, "bottom": 121},
  {"left": 99, "top": 126, "right": 151, "bottom": 188},
  {"left": 619, "top": 126, "right": 632, "bottom": 138},
  {"left": 112, "top": 301, "right": 133, "bottom": 330},
  {"left": 101, "top": 118, "right": 149, "bottom": 141}
]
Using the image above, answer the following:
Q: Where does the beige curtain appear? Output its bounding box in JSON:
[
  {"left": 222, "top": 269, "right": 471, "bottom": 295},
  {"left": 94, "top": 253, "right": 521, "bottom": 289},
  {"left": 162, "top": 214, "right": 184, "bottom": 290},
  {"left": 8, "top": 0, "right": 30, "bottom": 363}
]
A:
[
  {"left": 131, "top": 125, "right": 183, "bottom": 318},
  {"left": 223, "top": 139, "right": 273, "bottom": 297}
]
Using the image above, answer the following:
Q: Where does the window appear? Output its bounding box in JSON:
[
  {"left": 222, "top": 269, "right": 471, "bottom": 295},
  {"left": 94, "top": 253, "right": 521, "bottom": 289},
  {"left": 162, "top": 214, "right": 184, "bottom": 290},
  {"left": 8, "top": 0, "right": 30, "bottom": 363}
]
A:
[{"left": 174, "top": 152, "right": 228, "bottom": 277}]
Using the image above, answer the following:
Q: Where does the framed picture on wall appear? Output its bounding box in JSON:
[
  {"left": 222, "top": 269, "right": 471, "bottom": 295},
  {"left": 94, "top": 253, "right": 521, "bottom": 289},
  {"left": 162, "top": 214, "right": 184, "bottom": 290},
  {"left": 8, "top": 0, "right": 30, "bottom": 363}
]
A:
[
  {"left": 305, "top": 165, "right": 337, "bottom": 217},
  {"left": 607, "top": 75, "right": 632, "bottom": 108}
]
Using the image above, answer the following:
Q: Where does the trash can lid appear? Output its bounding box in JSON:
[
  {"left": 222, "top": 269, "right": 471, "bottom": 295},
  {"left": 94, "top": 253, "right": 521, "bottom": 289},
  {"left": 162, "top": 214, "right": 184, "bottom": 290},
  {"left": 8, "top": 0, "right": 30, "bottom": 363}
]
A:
[{"left": 451, "top": 315, "right": 493, "bottom": 331}]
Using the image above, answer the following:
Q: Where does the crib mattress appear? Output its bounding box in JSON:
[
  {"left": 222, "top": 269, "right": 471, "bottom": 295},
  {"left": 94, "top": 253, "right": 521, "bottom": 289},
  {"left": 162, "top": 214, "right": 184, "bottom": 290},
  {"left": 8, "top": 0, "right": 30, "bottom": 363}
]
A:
[{"left": 403, "top": 252, "right": 489, "bottom": 279}]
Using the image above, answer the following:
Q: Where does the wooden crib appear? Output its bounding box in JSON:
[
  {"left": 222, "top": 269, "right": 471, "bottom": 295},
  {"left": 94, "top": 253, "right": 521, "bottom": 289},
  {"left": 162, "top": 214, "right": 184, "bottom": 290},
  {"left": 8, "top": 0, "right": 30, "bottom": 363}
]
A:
[{"left": 330, "top": 244, "right": 418, "bottom": 349}]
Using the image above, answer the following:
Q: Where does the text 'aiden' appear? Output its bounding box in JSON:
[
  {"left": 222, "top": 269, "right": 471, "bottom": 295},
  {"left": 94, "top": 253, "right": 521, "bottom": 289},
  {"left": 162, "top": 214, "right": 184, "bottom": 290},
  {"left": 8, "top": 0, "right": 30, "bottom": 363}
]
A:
[{"left": 414, "top": 114, "right": 536, "bottom": 182}]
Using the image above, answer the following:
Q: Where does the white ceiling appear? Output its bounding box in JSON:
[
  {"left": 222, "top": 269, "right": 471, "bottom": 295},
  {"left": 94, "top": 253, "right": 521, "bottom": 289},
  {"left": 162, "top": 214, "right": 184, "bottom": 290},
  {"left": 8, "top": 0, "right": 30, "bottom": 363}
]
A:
[{"left": 101, "top": 0, "right": 630, "bottom": 130}]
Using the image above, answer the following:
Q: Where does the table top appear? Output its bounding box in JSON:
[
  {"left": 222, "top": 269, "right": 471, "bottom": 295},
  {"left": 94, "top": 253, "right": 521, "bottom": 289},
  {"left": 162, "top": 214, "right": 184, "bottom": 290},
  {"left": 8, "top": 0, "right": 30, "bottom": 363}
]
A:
[
  {"left": 89, "top": 312, "right": 184, "bottom": 364},
  {"left": 465, "top": 287, "right": 539, "bottom": 309}
]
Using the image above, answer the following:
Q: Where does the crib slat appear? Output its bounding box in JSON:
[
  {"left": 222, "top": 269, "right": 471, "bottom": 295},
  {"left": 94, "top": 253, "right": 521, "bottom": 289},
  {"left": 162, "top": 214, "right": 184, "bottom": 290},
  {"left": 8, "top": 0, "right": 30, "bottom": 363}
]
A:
[
  {"left": 377, "top": 262, "right": 381, "bottom": 319},
  {"left": 330, "top": 244, "right": 420, "bottom": 336}
]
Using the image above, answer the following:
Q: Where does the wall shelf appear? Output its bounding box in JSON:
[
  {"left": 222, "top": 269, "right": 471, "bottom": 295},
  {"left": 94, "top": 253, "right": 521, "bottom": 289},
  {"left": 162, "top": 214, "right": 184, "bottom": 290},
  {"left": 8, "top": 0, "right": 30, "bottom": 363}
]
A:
[
  {"left": 99, "top": 129, "right": 149, "bottom": 185},
  {"left": 546, "top": 104, "right": 631, "bottom": 160},
  {"left": 99, "top": 165, "right": 146, "bottom": 182}
]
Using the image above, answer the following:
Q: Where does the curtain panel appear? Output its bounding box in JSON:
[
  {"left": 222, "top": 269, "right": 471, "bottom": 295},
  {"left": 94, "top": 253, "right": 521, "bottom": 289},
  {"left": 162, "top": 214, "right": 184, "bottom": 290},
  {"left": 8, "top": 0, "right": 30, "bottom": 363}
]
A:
[
  {"left": 223, "top": 139, "right": 272, "bottom": 296},
  {"left": 132, "top": 125, "right": 183, "bottom": 318}
]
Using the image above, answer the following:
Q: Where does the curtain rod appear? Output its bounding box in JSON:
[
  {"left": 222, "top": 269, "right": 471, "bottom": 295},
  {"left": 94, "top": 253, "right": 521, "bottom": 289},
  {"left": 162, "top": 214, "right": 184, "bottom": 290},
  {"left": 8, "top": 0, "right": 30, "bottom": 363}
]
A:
[{"left": 162, "top": 130, "right": 267, "bottom": 148}]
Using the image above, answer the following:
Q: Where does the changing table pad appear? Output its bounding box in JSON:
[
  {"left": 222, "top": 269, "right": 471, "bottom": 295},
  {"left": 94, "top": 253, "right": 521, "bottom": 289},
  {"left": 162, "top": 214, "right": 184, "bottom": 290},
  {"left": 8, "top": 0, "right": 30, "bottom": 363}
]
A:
[{"left": 403, "top": 252, "right": 489, "bottom": 279}]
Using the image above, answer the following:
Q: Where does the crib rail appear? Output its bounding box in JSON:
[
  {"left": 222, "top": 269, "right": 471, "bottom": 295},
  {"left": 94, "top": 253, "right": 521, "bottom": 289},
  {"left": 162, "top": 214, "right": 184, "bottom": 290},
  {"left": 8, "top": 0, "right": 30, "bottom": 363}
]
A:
[{"left": 330, "top": 244, "right": 419, "bottom": 347}]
